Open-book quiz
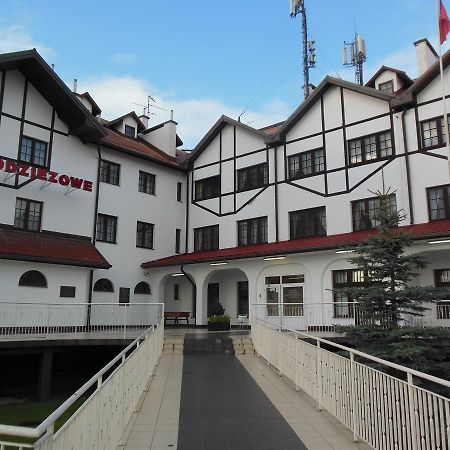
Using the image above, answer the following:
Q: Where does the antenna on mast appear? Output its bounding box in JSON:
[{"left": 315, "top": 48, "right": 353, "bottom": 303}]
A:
[
  {"left": 290, "top": 0, "right": 316, "bottom": 99},
  {"left": 342, "top": 33, "right": 367, "bottom": 85}
]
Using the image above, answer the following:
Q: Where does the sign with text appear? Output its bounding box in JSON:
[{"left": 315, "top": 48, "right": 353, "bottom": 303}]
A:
[{"left": 0, "top": 157, "right": 93, "bottom": 192}]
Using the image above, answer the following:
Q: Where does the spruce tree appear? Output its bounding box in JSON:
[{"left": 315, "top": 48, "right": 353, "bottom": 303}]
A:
[{"left": 347, "top": 189, "right": 448, "bottom": 327}]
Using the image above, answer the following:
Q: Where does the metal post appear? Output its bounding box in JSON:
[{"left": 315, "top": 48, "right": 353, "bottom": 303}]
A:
[
  {"left": 350, "top": 352, "right": 359, "bottom": 442},
  {"left": 317, "top": 340, "right": 322, "bottom": 411},
  {"left": 300, "top": 0, "right": 309, "bottom": 99},
  {"left": 123, "top": 304, "right": 127, "bottom": 339},
  {"left": 407, "top": 373, "right": 418, "bottom": 450},
  {"left": 295, "top": 334, "right": 300, "bottom": 391}
]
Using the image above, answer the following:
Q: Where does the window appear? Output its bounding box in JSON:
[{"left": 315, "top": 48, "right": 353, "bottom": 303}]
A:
[
  {"left": 347, "top": 131, "right": 393, "bottom": 166},
  {"left": 421, "top": 116, "right": 450, "bottom": 148},
  {"left": 136, "top": 221, "right": 154, "bottom": 249},
  {"left": 60, "top": 286, "right": 76, "bottom": 298},
  {"left": 124, "top": 125, "right": 136, "bottom": 138},
  {"left": 174, "top": 284, "right": 180, "bottom": 300},
  {"left": 237, "top": 163, "right": 268, "bottom": 191},
  {"left": 19, "top": 270, "right": 47, "bottom": 287},
  {"left": 289, "top": 206, "right": 326, "bottom": 239},
  {"left": 119, "top": 287, "right": 130, "bottom": 303},
  {"left": 194, "top": 225, "right": 219, "bottom": 251},
  {"left": 134, "top": 282, "right": 151, "bottom": 294},
  {"left": 177, "top": 182, "right": 182, "bottom": 202},
  {"left": 138, "top": 171, "right": 156, "bottom": 195},
  {"left": 332, "top": 269, "right": 371, "bottom": 318},
  {"left": 427, "top": 184, "right": 450, "bottom": 220},
  {"left": 194, "top": 175, "right": 220, "bottom": 201},
  {"left": 96, "top": 214, "right": 118, "bottom": 243},
  {"left": 100, "top": 160, "right": 120, "bottom": 185},
  {"left": 237, "top": 216, "right": 268, "bottom": 246},
  {"left": 378, "top": 80, "right": 394, "bottom": 93},
  {"left": 175, "top": 228, "right": 181, "bottom": 254},
  {"left": 435, "top": 269, "right": 450, "bottom": 319},
  {"left": 93, "top": 278, "right": 114, "bottom": 292},
  {"left": 19, "top": 136, "right": 47, "bottom": 166},
  {"left": 237, "top": 281, "right": 249, "bottom": 316},
  {"left": 288, "top": 148, "right": 324, "bottom": 179},
  {"left": 352, "top": 195, "right": 397, "bottom": 231},
  {"left": 14, "top": 198, "right": 43, "bottom": 232}
]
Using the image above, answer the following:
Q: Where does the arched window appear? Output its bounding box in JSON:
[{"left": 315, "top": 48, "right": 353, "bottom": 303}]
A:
[
  {"left": 134, "top": 282, "right": 151, "bottom": 295},
  {"left": 19, "top": 270, "right": 47, "bottom": 288},
  {"left": 93, "top": 278, "right": 114, "bottom": 292}
]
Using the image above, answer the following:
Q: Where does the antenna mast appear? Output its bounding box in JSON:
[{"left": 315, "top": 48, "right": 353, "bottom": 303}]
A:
[
  {"left": 342, "top": 33, "right": 367, "bottom": 85},
  {"left": 290, "top": 0, "right": 316, "bottom": 99}
]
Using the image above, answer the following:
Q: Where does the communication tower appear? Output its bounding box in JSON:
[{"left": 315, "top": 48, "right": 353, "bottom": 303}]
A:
[
  {"left": 342, "top": 33, "right": 367, "bottom": 85},
  {"left": 290, "top": 0, "right": 316, "bottom": 99}
]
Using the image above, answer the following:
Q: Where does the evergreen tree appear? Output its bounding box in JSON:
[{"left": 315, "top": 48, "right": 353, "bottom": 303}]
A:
[{"left": 346, "top": 189, "right": 448, "bottom": 326}]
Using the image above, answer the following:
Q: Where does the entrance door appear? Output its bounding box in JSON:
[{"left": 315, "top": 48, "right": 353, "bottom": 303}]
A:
[
  {"left": 207, "top": 283, "right": 220, "bottom": 316},
  {"left": 237, "top": 281, "right": 249, "bottom": 316},
  {"left": 264, "top": 274, "right": 305, "bottom": 329}
]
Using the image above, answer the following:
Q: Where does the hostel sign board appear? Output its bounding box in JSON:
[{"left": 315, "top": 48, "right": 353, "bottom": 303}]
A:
[{"left": 0, "top": 157, "right": 93, "bottom": 192}]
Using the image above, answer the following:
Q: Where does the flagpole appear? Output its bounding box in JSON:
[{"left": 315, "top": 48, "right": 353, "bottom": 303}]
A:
[{"left": 438, "top": 0, "right": 450, "bottom": 176}]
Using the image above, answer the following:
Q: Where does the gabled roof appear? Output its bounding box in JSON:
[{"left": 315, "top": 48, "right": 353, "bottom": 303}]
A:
[
  {"left": 104, "top": 111, "right": 146, "bottom": 133},
  {"left": 142, "top": 219, "right": 450, "bottom": 268},
  {"left": 76, "top": 91, "right": 102, "bottom": 117},
  {"left": 186, "top": 115, "right": 267, "bottom": 168},
  {"left": 391, "top": 48, "right": 450, "bottom": 109},
  {"left": 0, "top": 227, "right": 111, "bottom": 269},
  {"left": 0, "top": 49, "right": 106, "bottom": 142},
  {"left": 365, "top": 66, "right": 413, "bottom": 89},
  {"left": 272, "top": 76, "right": 394, "bottom": 141},
  {"left": 100, "top": 128, "right": 186, "bottom": 170}
]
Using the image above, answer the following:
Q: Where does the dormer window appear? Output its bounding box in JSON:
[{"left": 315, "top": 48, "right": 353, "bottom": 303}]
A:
[
  {"left": 125, "top": 125, "right": 136, "bottom": 138},
  {"left": 378, "top": 80, "right": 394, "bottom": 94}
]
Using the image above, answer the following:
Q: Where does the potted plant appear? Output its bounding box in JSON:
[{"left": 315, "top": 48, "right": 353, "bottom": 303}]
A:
[{"left": 207, "top": 302, "right": 231, "bottom": 331}]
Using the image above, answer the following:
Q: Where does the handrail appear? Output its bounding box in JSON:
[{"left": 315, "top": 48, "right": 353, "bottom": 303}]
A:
[
  {"left": 0, "top": 304, "right": 164, "bottom": 440},
  {"left": 253, "top": 314, "right": 450, "bottom": 388},
  {"left": 0, "top": 302, "right": 158, "bottom": 306}
]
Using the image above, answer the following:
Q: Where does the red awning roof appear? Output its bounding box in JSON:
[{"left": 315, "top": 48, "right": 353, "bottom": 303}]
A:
[
  {"left": 0, "top": 228, "right": 111, "bottom": 269},
  {"left": 142, "top": 220, "right": 450, "bottom": 269}
]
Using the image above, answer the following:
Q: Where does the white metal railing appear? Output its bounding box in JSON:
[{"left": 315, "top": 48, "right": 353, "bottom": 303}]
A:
[
  {"left": 0, "top": 304, "right": 164, "bottom": 449},
  {"left": 255, "top": 302, "right": 450, "bottom": 331},
  {"left": 252, "top": 310, "right": 450, "bottom": 450},
  {"left": 0, "top": 302, "right": 164, "bottom": 340}
]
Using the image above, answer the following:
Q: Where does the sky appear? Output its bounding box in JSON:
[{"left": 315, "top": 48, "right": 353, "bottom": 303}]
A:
[{"left": 0, "top": 0, "right": 447, "bottom": 148}]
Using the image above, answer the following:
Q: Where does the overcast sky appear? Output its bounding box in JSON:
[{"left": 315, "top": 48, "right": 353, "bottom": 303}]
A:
[{"left": 0, "top": 0, "right": 447, "bottom": 148}]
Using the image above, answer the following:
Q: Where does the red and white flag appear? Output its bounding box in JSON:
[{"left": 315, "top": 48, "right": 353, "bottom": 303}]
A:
[{"left": 439, "top": 0, "right": 450, "bottom": 44}]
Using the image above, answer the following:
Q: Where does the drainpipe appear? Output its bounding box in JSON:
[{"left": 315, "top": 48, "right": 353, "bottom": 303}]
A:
[
  {"left": 180, "top": 264, "right": 196, "bottom": 321},
  {"left": 401, "top": 107, "right": 415, "bottom": 224},
  {"left": 87, "top": 144, "right": 102, "bottom": 327}
]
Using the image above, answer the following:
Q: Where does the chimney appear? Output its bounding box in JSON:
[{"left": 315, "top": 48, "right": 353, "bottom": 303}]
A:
[
  {"left": 140, "top": 114, "right": 178, "bottom": 157},
  {"left": 73, "top": 78, "right": 78, "bottom": 93},
  {"left": 139, "top": 115, "right": 150, "bottom": 129},
  {"left": 414, "top": 39, "right": 438, "bottom": 76}
]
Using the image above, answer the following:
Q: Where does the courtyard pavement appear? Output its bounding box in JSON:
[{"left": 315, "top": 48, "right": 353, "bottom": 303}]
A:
[{"left": 119, "top": 334, "right": 373, "bottom": 450}]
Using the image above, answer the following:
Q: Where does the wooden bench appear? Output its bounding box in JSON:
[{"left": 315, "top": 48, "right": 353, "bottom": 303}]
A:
[{"left": 164, "top": 311, "right": 190, "bottom": 326}]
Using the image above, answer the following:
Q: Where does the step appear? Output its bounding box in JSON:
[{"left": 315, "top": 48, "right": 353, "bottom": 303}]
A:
[{"left": 183, "top": 336, "right": 235, "bottom": 355}]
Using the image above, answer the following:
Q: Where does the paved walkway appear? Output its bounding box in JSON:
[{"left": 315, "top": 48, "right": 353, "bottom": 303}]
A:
[{"left": 120, "top": 352, "right": 372, "bottom": 450}]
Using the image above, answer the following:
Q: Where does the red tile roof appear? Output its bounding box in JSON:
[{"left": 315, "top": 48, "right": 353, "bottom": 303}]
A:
[
  {"left": 142, "top": 220, "right": 450, "bottom": 269},
  {"left": 0, "top": 228, "right": 111, "bottom": 269},
  {"left": 259, "top": 121, "right": 285, "bottom": 137},
  {"left": 101, "top": 129, "right": 185, "bottom": 169}
]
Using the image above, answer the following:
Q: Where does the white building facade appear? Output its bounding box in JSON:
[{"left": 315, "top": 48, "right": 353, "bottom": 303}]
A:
[{"left": 0, "top": 40, "right": 449, "bottom": 330}]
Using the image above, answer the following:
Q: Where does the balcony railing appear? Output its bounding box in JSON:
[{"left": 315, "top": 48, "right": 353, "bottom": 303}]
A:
[
  {"left": 0, "top": 302, "right": 164, "bottom": 340},
  {"left": 256, "top": 301, "right": 450, "bottom": 331},
  {"left": 251, "top": 309, "right": 450, "bottom": 450},
  {"left": 0, "top": 304, "right": 164, "bottom": 449}
]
